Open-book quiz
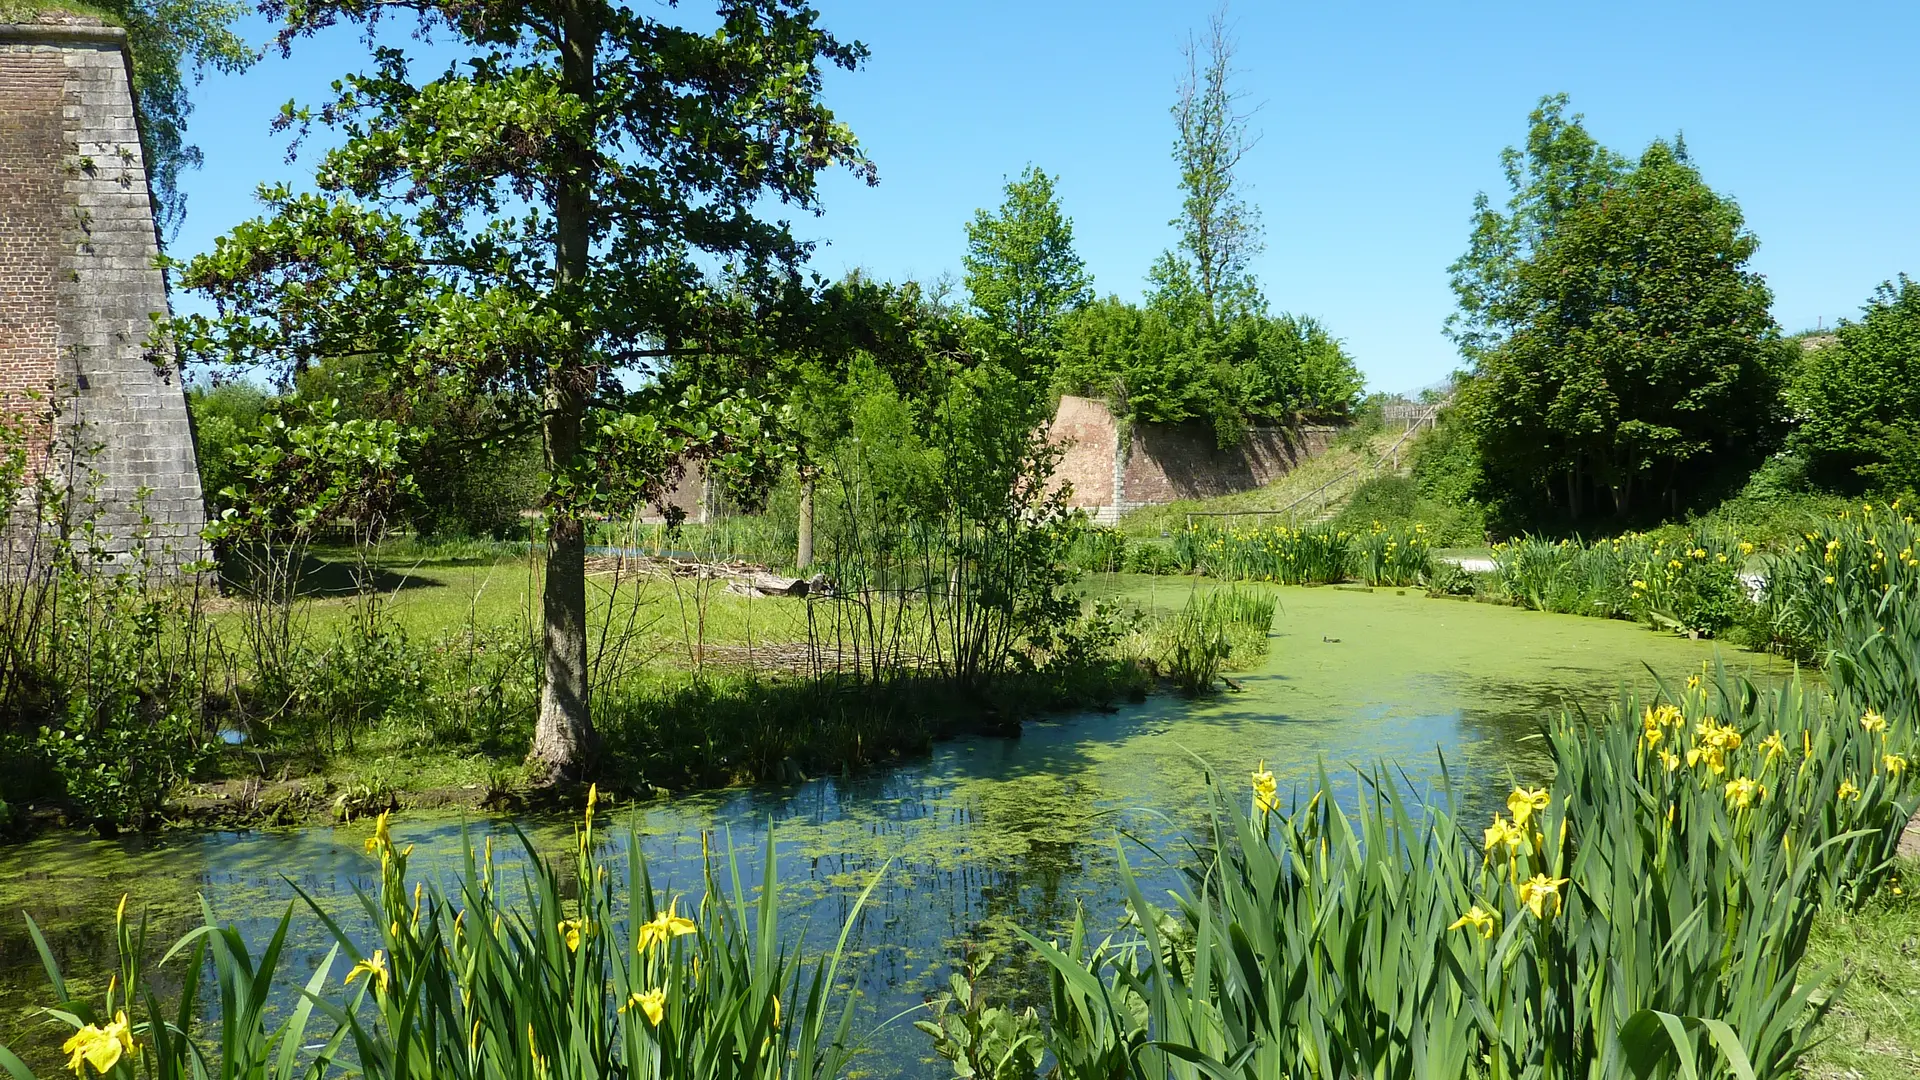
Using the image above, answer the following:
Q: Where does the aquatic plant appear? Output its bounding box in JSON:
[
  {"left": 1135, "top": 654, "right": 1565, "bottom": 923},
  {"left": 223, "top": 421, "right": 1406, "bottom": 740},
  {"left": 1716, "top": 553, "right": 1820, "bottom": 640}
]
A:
[
  {"left": 1174, "top": 523, "right": 1352, "bottom": 585},
  {"left": 1354, "top": 521, "right": 1433, "bottom": 587},
  {"left": 1157, "top": 588, "right": 1274, "bottom": 697},
  {"left": 0, "top": 794, "right": 882, "bottom": 1079},
  {"left": 1018, "top": 657, "right": 1920, "bottom": 1079},
  {"left": 1762, "top": 501, "right": 1920, "bottom": 657},
  {"left": 1493, "top": 527, "right": 1749, "bottom": 636}
]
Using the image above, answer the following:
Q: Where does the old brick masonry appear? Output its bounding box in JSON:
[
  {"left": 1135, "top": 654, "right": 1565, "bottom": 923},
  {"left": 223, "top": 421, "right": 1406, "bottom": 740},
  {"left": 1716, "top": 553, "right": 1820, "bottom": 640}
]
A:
[{"left": 1, "top": 17, "right": 205, "bottom": 567}]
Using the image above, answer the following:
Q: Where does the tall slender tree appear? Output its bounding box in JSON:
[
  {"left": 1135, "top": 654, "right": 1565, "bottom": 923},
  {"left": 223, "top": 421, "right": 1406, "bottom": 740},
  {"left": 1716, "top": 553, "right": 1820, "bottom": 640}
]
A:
[
  {"left": 1169, "top": 5, "right": 1261, "bottom": 321},
  {"left": 173, "top": 0, "right": 873, "bottom": 779}
]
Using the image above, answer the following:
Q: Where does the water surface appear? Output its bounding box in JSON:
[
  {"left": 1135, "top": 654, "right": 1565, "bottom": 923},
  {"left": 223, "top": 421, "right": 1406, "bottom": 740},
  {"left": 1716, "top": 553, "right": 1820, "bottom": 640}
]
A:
[{"left": 0, "top": 582, "right": 1797, "bottom": 1074}]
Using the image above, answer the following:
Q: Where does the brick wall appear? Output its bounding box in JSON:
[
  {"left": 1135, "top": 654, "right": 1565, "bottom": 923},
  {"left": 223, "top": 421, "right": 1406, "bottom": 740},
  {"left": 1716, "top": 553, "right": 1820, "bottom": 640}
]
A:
[
  {"left": 1046, "top": 394, "right": 1118, "bottom": 512},
  {"left": 0, "top": 46, "right": 63, "bottom": 475},
  {"left": 1044, "top": 395, "right": 1340, "bottom": 521},
  {"left": 0, "top": 17, "right": 206, "bottom": 568},
  {"left": 1122, "top": 422, "right": 1339, "bottom": 505}
]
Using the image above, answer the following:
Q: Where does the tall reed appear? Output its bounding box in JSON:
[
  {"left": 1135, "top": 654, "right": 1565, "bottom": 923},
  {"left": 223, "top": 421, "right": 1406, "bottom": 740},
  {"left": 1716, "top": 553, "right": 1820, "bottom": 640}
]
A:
[
  {"left": 0, "top": 793, "right": 882, "bottom": 1080},
  {"left": 1018, "top": 655, "right": 1919, "bottom": 1080}
]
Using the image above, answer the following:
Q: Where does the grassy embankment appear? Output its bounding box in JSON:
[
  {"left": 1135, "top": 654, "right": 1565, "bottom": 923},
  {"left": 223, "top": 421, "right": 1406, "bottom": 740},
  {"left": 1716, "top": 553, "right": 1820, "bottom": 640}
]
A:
[{"left": 173, "top": 539, "right": 1281, "bottom": 823}]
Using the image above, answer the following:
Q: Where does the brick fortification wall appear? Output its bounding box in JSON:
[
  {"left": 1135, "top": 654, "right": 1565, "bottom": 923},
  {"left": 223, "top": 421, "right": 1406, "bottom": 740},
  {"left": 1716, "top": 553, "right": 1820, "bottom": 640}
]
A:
[
  {"left": 1046, "top": 395, "right": 1339, "bottom": 524},
  {"left": 0, "top": 16, "right": 205, "bottom": 568}
]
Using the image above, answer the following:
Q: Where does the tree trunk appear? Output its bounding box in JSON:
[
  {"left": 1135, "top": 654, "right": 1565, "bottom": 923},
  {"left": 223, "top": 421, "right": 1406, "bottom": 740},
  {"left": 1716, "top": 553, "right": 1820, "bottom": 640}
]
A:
[
  {"left": 796, "top": 469, "right": 815, "bottom": 570},
  {"left": 528, "top": 0, "right": 598, "bottom": 782}
]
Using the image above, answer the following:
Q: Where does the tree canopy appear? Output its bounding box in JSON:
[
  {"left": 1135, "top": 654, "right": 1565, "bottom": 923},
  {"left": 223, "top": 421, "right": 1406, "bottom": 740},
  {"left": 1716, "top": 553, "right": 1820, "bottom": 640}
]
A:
[
  {"left": 1788, "top": 277, "right": 1920, "bottom": 494},
  {"left": 1449, "top": 97, "right": 1786, "bottom": 523},
  {"left": 962, "top": 166, "right": 1089, "bottom": 393},
  {"left": 9, "top": 0, "right": 257, "bottom": 236},
  {"left": 172, "top": 0, "right": 873, "bottom": 777}
]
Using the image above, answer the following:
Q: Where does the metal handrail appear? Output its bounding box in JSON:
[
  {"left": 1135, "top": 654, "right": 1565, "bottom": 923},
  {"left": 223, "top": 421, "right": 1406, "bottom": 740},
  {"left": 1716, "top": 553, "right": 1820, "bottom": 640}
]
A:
[{"left": 1180, "top": 397, "right": 1452, "bottom": 532}]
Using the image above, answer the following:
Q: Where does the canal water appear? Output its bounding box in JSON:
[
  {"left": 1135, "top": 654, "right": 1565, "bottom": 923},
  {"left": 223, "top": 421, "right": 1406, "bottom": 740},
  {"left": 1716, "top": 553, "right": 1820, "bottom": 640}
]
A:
[{"left": 0, "top": 582, "right": 1798, "bottom": 1074}]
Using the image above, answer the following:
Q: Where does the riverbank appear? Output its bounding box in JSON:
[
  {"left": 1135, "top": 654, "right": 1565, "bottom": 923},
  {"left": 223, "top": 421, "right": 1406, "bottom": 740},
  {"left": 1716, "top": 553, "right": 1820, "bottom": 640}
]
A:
[{"left": 0, "top": 582, "right": 1813, "bottom": 1075}]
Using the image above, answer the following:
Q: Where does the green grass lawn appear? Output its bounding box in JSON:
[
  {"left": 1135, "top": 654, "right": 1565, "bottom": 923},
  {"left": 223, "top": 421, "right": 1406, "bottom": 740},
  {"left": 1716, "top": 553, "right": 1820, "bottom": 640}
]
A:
[{"left": 1805, "top": 859, "right": 1920, "bottom": 1079}]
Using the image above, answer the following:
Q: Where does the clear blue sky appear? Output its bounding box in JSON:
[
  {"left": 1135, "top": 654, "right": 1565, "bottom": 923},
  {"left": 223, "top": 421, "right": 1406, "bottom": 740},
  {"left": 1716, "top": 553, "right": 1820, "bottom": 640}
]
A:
[{"left": 166, "top": 0, "right": 1920, "bottom": 393}]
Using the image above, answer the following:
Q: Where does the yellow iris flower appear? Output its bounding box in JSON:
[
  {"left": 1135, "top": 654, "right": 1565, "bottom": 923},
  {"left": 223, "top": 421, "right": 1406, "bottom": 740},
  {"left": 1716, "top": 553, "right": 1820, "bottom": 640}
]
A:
[
  {"left": 1251, "top": 763, "right": 1279, "bottom": 815},
  {"left": 61, "top": 1012, "right": 134, "bottom": 1075},
  {"left": 1516, "top": 874, "right": 1571, "bottom": 920},
  {"left": 346, "top": 950, "right": 390, "bottom": 995},
  {"left": 1447, "top": 905, "right": 1498, "bottom": 940},
  {"left": 1862, "top": 710, "right": 1888, "bottom": 735},
  {"left": 636, "top": 900, "right": 698, "bottom": 953},
  {"left": 1837, "top": 778, "right": 1862, "bottom": 802},
  {"left": 1724, "top": 776, "right": 1763, "bottom": 810},
  {"left": 1506, "top": 787, "right": 1550, "bottom": 828},
  {"left": 1886, "top": 754, "right": 1909, "bottom": 778},
  {"left": 1759, "top": 732, "right": 1787, "bottom": 762},
  {"left": 1482, "top": 815, "right": 1527, "bottom": 857},
  {"left": 363, "top": 811, "right": 392, "bottom": 857},
  {"left": 622, "top": 988, "right": 666, "bottom": 1027}
]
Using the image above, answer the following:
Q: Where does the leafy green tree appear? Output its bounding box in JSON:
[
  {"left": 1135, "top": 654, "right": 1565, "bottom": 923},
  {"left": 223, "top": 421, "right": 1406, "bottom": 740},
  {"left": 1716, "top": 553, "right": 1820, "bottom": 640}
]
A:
[
  {"left": 172, "top": 0, "right": 871, "bottom": 778},
  {"left": 1457, "top": 131, "right": 1785, "bottom": 521},
  {"left": 962, "top": 166, "right": 1090, "bottom": 390},
  {"left": 1445, "top": 94, "right": 1627, "bottom": 365},
  {"left": 1169, "top": 7, "right": 1260, "bottom": 321},
  {"left": 186, "top": 380, "right": 271, "bottom": 512},
  {"left": 7, "top": 0, "right": 258, "bottom": 236},
  {"left": 1788, "top": 277, "right": 1920, "bottom": 494}
]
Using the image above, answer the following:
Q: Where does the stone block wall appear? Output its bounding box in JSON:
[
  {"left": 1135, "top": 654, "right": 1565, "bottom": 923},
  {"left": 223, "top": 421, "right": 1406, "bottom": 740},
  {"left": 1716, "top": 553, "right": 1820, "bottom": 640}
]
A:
[
  {"left": 1045, "top": 395, "right": 1339, "bottom": 524},
  {"left": 0, "top": 17, "right": 205, "bottom": 569}
]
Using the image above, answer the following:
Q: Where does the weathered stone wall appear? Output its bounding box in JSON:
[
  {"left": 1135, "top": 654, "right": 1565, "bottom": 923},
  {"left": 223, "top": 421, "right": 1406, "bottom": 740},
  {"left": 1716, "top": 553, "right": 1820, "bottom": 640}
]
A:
[
  {"left": 0, "top": 17, "right": 205, "bottom": 568},
  {"left": 1122, "top": 422, "right": 1339, "bottom": 505},
  {"left": 1045, "top": 395, "right": 1339, "bottom": 523}
]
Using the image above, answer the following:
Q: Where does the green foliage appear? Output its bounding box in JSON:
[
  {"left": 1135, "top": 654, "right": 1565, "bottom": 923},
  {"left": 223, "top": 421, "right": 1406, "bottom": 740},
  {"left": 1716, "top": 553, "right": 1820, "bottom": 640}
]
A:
[
  {"left": 1, "top": 811, "right": 880, "bottom": 1080},
  {"left": 203, "top": 398, "right": 416, "bottom": 546},
  {"left": 169, "top": 0, "right": 875, "bottom": 771},
  {"left": 1354, "top": 521, "right": 1434, "bottom": 587},
  {"left": 1168, "top": 11, "right": 1261, "bottom": 319},
  {"left": 1450, "top": 97, "right": 1786, "bottom": 525},
  {"left": 184, "top": 381, "right": 270, "bottom": 513},
  {"left": 1162, "top": 599, "right": 1230, "bottom": 698},
  {"left": 1174, "top": 522, "right": 1353, "bottom": 584},
  {"left": 1017, "top": 655, "right": 1920, "bottom": 1080},
  {"left": 1493, "top": 528, "right": 1749, "bottom": 636},
  {"left": 0, "top": 0, "right": 256, "bottom": 237},
  {"left": 963, "top": 166, "right": 1090, "bottom": 389},
  {"left": 1056, "top": 296, "right": 1362, "bottom": 445},
  {"left": 1409, "top": 413, "right": 1483, "bottom": 509},
  {"left": 915, "top": 951, "right": 1044, "bottom": 1080},
  {"left": 1760, "top": 502, "right": 1920, "bottom": 658},
  {"left": 0, "top": 460, "right": 214, "bottom": 831},
  {"left": 1787, "top": 277, "right": 1920, "bottom": 494}
]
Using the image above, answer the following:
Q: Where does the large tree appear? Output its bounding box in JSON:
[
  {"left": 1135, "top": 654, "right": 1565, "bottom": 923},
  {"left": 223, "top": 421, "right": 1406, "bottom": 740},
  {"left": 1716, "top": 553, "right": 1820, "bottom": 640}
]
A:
[
  {"left": 1788, "top": 276, "right": 1920, "bottom": 494},
  {"left": 962, "top": 166, "right": 1089, "bottom": 392},
  {"left": 1451, "top": 106, "right": 1785, "bottom": 521},
  {"left": 173, "top": 0, "right": 872, "bottom": 778}
]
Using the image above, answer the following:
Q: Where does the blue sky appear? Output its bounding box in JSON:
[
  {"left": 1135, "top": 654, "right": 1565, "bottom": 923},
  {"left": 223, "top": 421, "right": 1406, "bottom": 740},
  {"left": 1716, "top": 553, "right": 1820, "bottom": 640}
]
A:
[{"left": 166, "top": 0, "right": 1920, "bottom": 393}]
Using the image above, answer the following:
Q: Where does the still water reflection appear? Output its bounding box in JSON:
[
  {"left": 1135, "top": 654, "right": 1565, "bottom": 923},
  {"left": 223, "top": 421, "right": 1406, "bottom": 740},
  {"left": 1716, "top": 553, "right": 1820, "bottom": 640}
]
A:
[{"left": 0, "top": 583, "right": 1795, "bottom": 1075}]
